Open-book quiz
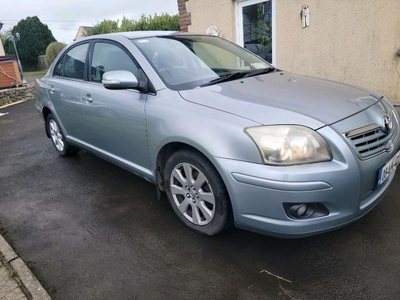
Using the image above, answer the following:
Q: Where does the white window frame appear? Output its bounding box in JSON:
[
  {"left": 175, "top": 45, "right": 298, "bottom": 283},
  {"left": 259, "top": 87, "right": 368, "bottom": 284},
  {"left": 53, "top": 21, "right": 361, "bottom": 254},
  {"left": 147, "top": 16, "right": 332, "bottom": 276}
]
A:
[{"left": 236, "top": 0, "right": 276, "bottom": 66}]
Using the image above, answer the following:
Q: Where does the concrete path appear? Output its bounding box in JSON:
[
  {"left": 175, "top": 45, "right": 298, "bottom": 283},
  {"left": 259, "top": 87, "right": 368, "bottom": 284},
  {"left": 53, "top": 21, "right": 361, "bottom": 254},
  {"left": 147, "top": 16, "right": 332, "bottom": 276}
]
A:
[
  {"left": 0, "top": 235, "right": 50, "bottom": 300},
  {"left": 0, "top": 260, "right": 26, "bottom": 300},
  {"left": 0, "top": 100, "right": 51, "bottom": 300}
]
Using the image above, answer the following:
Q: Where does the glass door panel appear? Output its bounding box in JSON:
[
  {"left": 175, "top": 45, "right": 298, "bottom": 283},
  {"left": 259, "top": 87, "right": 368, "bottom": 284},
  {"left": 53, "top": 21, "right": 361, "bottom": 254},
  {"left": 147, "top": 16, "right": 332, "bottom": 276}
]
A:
[{"left": 237, "top": 0, "right": 273, "bottom": 64}]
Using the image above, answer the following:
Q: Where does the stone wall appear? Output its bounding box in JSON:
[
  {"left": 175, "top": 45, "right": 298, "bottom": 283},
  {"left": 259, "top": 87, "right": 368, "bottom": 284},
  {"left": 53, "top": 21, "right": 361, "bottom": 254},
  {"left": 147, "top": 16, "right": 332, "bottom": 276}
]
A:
[{"left": 0, "top": 83, "right": 35, "bottom": 107}]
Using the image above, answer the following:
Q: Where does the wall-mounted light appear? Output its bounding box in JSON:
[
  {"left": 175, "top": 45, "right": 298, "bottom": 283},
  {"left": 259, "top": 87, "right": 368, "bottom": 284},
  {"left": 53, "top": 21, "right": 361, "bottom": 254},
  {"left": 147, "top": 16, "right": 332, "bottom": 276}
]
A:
[
  {"left": 301, "top": 5, "right": 310, "bottom": 28},
  {"left": 206, "top": 25, "right": 220, "bottom": 37}
]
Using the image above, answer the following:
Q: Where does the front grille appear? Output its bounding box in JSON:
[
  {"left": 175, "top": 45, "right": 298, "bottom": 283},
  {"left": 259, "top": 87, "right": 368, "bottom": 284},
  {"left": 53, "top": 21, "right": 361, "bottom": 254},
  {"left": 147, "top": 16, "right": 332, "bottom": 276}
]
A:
[{"left": 346, "top": 124, "right": 397, "bottom": 159}]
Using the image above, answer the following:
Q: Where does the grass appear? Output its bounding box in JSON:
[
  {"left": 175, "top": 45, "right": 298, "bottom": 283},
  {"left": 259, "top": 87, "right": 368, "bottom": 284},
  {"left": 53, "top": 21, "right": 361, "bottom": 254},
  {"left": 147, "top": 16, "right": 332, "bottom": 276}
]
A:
[{"left": 24, "top": 70, "right": 47, "bottom": 75}]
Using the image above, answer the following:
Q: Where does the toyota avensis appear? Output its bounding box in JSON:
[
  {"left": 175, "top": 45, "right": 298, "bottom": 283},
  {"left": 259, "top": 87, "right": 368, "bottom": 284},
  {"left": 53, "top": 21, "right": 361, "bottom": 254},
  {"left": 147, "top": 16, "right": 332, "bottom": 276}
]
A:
[{"left": 34, "top": 31, "right": 400, "bottom": 238}]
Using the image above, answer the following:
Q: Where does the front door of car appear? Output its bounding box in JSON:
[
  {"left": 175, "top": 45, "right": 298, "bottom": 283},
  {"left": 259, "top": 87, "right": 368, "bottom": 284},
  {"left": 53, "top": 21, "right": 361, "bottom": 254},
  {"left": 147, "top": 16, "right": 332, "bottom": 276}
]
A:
[
  {"left": 46, "top": 43, "right": 89, "bottom": 142},
  {"left": 80, "top": 41, "right": 150, "bottom": 172}
]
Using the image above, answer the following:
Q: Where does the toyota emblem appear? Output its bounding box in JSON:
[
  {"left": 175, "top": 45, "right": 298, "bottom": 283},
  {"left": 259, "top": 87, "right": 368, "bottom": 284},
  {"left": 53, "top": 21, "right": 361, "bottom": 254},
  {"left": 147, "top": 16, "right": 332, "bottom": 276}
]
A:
[{"left": 383, "top": 115, "right": 393, "bottom": 133}]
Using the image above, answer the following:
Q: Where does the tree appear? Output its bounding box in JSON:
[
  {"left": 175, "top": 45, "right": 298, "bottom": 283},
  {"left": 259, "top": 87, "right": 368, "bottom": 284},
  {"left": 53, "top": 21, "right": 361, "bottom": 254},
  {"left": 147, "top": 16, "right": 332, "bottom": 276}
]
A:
[
  {"left": 3, "top": 16, "right": 56, "bottom": 66},
  {"left": 88, "top": 13, "right": 179, "bottom": 36},
  {"left": 88, "top": 19, "right": 119, "bottom": 36},
  {"left": 45, "top": 41, "right": 66, "bottom": 67}
]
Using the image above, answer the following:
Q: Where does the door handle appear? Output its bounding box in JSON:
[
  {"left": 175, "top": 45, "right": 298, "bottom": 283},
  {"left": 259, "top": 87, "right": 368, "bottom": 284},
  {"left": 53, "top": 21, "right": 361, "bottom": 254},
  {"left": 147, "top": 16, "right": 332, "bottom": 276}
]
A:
[
  {"left": 49, "top": 85, "right": 55, "bottom": 94},
  {"left": 82, "top": 94, "right": 93, "bottom": 103}
]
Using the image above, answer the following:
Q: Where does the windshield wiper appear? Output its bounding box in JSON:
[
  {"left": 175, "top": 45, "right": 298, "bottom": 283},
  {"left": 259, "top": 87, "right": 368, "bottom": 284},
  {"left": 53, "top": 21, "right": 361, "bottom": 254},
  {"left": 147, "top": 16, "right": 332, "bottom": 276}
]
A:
[
  {"left": 200, "top": 72, "right": 247, "bottom": 87},
  {"left": 200, "top": 67, "right": 276, "bottom": 87},
  {"left": 242, "top": 67, "right": 276, "bottom": 78}
]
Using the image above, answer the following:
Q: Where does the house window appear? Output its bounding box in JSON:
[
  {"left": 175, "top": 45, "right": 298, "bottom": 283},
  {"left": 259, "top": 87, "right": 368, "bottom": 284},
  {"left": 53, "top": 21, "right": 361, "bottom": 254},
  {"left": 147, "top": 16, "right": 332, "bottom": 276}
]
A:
[{"left": 236, "top": 0, "right": 276, "bottom": 65}]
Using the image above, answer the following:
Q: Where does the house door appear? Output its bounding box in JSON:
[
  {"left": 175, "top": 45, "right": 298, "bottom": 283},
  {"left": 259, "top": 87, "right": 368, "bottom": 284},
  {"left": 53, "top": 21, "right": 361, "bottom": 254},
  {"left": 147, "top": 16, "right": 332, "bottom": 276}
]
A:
[{"left": 236, "top": 0, "right": 276, "bottom": 65}]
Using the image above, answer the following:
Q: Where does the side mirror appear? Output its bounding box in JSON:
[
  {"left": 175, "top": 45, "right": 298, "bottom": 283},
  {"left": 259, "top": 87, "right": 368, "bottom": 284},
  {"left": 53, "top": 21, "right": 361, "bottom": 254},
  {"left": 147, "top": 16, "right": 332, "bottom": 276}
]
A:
[{"left": 102, "top": 70, "right": 139, "bottom": 90}]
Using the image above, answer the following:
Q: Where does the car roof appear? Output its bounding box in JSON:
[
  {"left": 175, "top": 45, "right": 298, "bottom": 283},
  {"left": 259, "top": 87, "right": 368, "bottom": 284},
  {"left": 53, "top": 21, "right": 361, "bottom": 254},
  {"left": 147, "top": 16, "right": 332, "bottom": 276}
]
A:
[
  {"left": 86, "top": 31, "right": 183, "bottom": 40},
  {"left": 118, "top": 31, "right": 180, "bottom": 39}
]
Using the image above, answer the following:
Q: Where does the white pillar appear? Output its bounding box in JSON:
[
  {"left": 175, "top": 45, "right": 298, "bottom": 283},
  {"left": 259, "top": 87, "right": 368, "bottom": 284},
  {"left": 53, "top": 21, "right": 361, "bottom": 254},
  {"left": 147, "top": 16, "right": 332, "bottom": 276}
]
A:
[{"left": 0, "top": 39, "right": 5, "bottom": 56}]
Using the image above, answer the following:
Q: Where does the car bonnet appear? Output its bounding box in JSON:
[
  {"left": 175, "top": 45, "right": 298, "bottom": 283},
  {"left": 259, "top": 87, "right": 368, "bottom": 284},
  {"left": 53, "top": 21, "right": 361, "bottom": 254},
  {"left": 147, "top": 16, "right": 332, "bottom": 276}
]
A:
[{"left": 178, "top": 71, "right": 381, "bottom": 129}]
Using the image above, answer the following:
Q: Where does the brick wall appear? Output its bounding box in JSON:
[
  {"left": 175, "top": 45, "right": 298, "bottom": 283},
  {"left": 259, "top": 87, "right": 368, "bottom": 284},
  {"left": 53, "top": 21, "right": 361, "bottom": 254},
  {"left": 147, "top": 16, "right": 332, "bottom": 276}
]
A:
[{"left": 178, "top": 0, "right": 191, "bottom": 32}]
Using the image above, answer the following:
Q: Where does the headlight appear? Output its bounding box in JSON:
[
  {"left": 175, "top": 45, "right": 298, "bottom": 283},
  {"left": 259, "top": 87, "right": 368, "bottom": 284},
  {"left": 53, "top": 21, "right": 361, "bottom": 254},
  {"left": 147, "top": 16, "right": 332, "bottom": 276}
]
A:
[{"left": 245, "top": 125, "right": 332, "bottom": 165}]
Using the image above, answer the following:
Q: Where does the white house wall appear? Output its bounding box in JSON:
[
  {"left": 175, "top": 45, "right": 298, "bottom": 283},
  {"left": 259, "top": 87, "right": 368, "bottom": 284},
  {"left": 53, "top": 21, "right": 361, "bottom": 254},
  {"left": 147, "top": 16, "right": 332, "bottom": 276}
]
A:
[{"left": 184, "top": 0, "right": 400, "bottom": 104}]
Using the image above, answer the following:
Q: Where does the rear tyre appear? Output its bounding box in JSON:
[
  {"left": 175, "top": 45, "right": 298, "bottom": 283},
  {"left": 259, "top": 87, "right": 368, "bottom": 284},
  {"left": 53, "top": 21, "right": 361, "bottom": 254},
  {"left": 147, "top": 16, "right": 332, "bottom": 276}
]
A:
[
  {"left": 46, "top": 113, "right": 79, "bottom": 156},
  {"left": 164, "top": 149, "right": 232, "bottom": 236}
]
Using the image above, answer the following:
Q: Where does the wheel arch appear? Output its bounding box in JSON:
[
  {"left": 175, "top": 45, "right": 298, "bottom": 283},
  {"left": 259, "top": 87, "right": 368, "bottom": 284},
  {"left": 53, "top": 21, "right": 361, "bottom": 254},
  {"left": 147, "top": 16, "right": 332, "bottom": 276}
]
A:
[
  {"left": 155, "top": 142, "right": 231, "bottom": 202},
  {"left": 42, "top": 106, "right": 53, "bottom": 138}
]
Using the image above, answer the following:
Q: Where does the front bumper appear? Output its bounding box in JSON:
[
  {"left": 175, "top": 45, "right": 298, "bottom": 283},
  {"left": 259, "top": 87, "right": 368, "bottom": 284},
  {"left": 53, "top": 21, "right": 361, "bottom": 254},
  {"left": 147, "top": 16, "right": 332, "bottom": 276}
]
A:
[{"left": 213, "top": 124, "right": 399, "bottom": 238}]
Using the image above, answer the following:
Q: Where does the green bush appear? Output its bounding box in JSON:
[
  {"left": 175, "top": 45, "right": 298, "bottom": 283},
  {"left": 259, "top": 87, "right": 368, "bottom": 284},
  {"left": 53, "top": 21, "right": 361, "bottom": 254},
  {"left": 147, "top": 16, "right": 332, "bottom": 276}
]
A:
[
  {"left": 88, "top": 20, "right": 119, "bottom": 36},
  {"left": 120, "top": 14, "right": 180, "bottom": 31},
  {"left": 88, "top": 13, "right": 180, "bottom": 36},
  {"left": 45, "top": 41, "right": 66, "bottom": 67}
]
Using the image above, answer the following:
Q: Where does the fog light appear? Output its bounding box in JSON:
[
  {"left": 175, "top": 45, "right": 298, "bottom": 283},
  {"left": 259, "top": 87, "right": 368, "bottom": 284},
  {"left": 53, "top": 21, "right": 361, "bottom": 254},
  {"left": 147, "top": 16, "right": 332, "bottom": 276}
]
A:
[
  {"left": 297, "top": 204, "right": 307, "bottom": 216},
  {"left": 284, "top": 203, "right": 329, "bottom": 220}
]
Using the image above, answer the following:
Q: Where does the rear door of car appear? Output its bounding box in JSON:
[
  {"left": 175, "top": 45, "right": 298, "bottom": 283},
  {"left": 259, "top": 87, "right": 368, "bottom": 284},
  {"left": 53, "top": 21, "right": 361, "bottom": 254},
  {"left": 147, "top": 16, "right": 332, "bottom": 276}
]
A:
[
  {"left": 80, "top": 40, "right": 151, "bottom": 172},
  {"left": 46, "top": 42, "right": 89, "bottom": 142}
]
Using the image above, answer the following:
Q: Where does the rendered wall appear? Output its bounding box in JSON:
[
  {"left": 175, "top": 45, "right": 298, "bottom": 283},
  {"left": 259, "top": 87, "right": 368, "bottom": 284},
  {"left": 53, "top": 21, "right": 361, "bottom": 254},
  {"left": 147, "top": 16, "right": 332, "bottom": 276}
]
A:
[
  {"left": 276, "top": 0, "right": 400, "bottom": 105},
  {"left": 184, "top": 0, "right": 400, "bottom": 104},
  {"left": 75, "top": 27, "right": 88, "bottom": 41},
  {"left": 186, "top": 0, "right": 236, "bottom": 41}
]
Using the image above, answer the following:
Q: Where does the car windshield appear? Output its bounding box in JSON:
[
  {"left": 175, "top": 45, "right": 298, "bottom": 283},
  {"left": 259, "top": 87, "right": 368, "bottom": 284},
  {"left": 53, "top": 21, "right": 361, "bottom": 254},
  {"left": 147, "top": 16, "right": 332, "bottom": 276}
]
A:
[{"left": 131, "top": 35, "right": 272, "bottom": 91}]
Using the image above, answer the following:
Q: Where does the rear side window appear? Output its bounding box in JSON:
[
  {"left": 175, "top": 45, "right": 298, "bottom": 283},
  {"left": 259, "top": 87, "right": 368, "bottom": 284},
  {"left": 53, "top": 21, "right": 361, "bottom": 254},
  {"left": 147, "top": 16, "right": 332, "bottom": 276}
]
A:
[
  {"left": 53, "top": 43, "right": 89, "bottom": 80},
  {"left": 90, "top": 42, "right": 139, "bottom": 83},
  {"left": 64, "top": 44, "right": 89, "bottom": 80},
  {"left": 53, "top": 56, "right": 64, "bottom": 77}
]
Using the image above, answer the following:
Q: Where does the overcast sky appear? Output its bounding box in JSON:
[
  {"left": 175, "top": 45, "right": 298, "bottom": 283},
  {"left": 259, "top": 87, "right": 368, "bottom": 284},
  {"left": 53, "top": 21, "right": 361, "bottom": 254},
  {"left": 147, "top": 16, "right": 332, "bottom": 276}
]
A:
[{"left": 1, "top": 0, "right": 178, "bottom": 43}]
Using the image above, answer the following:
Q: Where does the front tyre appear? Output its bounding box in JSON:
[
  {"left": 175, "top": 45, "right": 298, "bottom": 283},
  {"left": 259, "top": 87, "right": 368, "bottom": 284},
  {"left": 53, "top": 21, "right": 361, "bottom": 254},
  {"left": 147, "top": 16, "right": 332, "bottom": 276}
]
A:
[
  {"left": 164, "top": 149, "right": 232, "bottom": 236},
  {"left": 46, "top": 113, "right": 79, "bottom": 156}
]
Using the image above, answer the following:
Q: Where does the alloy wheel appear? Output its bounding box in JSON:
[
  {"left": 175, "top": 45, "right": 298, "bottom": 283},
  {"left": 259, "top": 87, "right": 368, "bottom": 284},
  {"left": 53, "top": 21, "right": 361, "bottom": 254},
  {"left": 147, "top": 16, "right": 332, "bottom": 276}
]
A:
[
  {"left": 169, "top": 162, "right": 216, "bottom": 225},
  {"left": 49, "top": 119, "right": 64, "bottom": 152}
]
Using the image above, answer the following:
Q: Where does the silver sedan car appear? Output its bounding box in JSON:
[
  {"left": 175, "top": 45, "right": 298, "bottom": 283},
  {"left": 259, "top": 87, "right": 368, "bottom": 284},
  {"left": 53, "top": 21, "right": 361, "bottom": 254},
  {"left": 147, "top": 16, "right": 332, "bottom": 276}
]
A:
[{"left": 35, "top": 31, "right": 400, "bottom": 238}]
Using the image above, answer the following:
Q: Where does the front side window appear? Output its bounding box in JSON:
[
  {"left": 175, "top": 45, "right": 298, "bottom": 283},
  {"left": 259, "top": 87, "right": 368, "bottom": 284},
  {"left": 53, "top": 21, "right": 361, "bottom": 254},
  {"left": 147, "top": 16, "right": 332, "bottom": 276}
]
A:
[
  {"left": 63, "top": 43, "right": 89, "bottom": 80},
  {"left": 90, "top": 42, "right": 139, "bottom": 83},
  {"left": 132, "top": 35, "right": 271, "bottom": 90}
]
